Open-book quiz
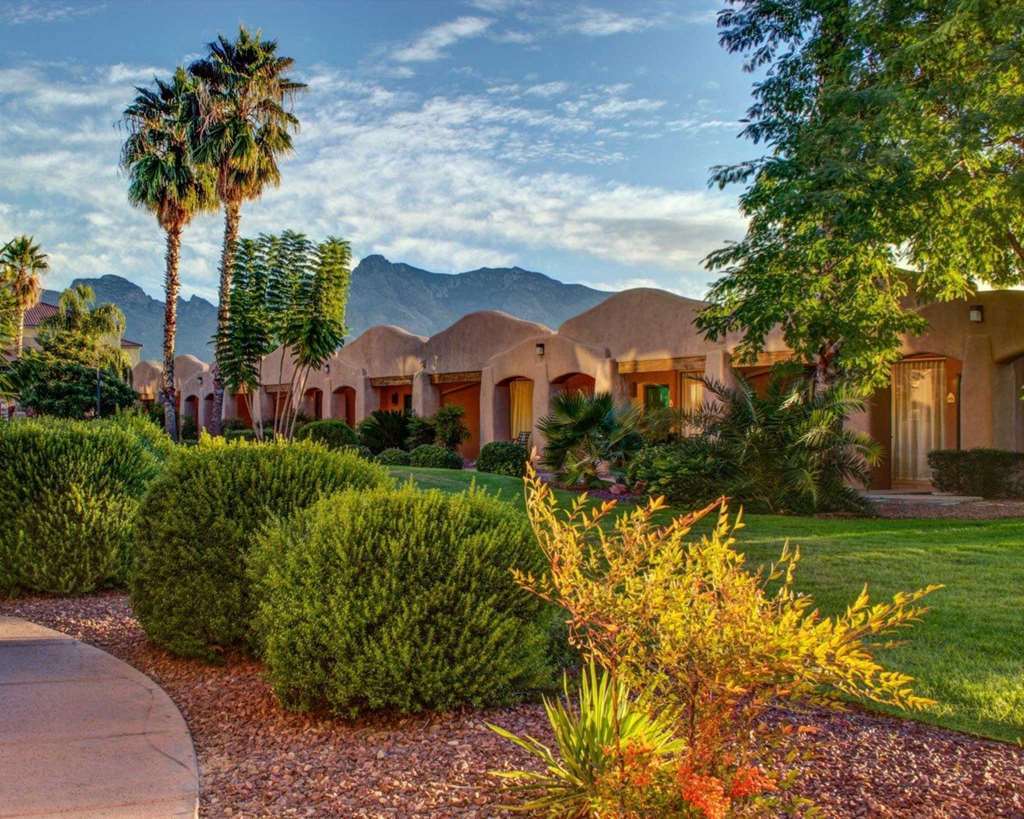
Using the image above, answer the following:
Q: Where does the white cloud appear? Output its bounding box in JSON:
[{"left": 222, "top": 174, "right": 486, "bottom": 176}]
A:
[
  {"left": 591, "top": 96, "right": 665, "bottom": 118},
  {"left": 524, "top": 81, "right": 569, "bottom": 97},
  {"left": 567, "top": 7, "right": 655, "bottom": 37},
  {"left": 0, "top": 1, "right": 104, "bottom": 24},
  {"left": 392, "top": 16, "right": 493, "bottom": 62}
]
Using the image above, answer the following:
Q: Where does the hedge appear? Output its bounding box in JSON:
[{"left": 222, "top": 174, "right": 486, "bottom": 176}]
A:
[
  {"left": 295, "top": 419, "right": 360, "bottom": 450},
  {"left": 250, "top": 484, "right": 553, "bottom": 715},
  {"left": 0, "top": 418, "right": 163, "bottom": 595},
  {"left": 409, "top": 444, "right": 463, "bottom": 469},
  {"left": 131, "top": 438, "right": 390, "bottom": 659},
  {"left": 928, "top": 449, "right": 1024, "bottom": 498},
  {"left": 376, "top": 447, "right": 411, "bottom": 466},
  {"left": 476, "top": 441, "right": 528, "bottom": 476}
]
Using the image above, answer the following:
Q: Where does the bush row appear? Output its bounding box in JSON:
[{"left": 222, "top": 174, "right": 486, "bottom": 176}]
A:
[{"left": 928, "top": 448, "right": 1024, "bottom": 498}]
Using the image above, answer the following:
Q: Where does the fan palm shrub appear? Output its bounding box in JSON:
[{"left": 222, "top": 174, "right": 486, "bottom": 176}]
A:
[
  {"left": 357, "top": 410, "right": 410, "bottom": 453},
  {"left": 537, "top": 391, "right": 643, "bottom": 486},
  {"left": 188, "top": 27, "right": 306, "bottom": 433},
  {"left": 122, "top": 67, "right": 217, "bottom": 441},
  {"left": 628, "top": 364, "right": 881, "bottom": 513}
]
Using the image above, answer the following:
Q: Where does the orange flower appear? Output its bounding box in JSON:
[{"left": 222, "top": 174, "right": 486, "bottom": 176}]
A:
[
  {"left": 729, "top": 765, "right": 777, "bottom": 799},
  {"left": 677, "top": 764, "right": 730, "bottom": 819}
]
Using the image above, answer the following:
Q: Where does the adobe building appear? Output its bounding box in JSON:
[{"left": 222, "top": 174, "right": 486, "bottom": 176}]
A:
[{"left": 142, "top": 287, "right": 1024, "bottom": 490}]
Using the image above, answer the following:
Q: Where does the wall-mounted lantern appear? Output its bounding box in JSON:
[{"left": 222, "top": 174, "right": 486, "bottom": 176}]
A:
[
  {"left": 969, "top": 304, "right": 984, "bottom": 323},
  {"left": 324, "top": 363, "right": 330, "bottom": 374},
  {"left": 197, "top": 375, "right": 203, "bottom": 385},
  {"left": 535, "top": 342, "right": 546, "bottom": 358}
]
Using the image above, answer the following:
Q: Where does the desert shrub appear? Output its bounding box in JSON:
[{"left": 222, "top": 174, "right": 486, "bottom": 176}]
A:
[
  {"left": 476, "top": 441, "right": 529, "bottom": 476},
  {"left": 376, "top": 447, "right": 411, "bottom": 466},
  {"left": 295, "top": 419, "right": 360, "bottom": 450},
  {"left": 103, "top": 411, "right": 176, "bottom": 461},
  {"left": 221, "top": 418, "right": 250, "bottom": 432},
  {"left": 928, "top": 449, "right": 1024, "bottom": 498},
  {"left": 0, "top": 419, "right": 163, "bottom": 595},
  {"left": 131, "top": 438, "right": 390, "bottom": 660},
  {"left": 405, "top": 414, "right": 436, "bottom": 449},
  {"left": 432, "top": 405, "right": 471, "bottom": 450},
  {"left": 223, "top": 428, "right": 257, "bottom": 442},
  {"left": 357, "top": 410, "right": 410, "bottom": 453},
  {"left": 409, "top": 443, "right": 463, "bottom": 469},
  {"left": 179, "top": 415, "right": 198, "bottom": 441},
  {"left": 629, "top": 364, "right": 880, "bottom": 514},
  {"left": 538, "top": 391, "right": 644, "bottom": 486},
  {"left": 250, "top": 484, "right": 553, "bottom": 715},
  {"left": 493, "top": 464, "right": 939, "bottom": 814}
]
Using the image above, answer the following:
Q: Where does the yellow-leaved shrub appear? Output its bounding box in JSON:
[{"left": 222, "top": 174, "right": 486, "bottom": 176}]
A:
[{"left": 493, "top": 464, "right": 941, "bottom": 817}]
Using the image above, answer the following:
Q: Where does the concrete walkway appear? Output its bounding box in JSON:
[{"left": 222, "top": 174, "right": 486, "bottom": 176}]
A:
[{"left": 0, "top": 616, "right": 199, "bottom": 818}]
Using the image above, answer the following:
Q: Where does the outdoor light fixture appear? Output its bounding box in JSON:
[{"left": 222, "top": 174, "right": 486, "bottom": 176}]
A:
[
  {"left": 197, "top": 375, "right": 203, "bottom": 385},
  {"left": 535, "top": 342, "right": 546, "bottom": 358},
  {"left": 969, "top": 305, "right": 984, "bottom": 323},
  {"left": 324, "top": 363, "right": 330, "bottom": 374}
]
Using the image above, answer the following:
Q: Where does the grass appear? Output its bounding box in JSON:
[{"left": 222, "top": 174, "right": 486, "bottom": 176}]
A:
[{"left": 390, "top": 466, "right": 1024, "bottom": 743}]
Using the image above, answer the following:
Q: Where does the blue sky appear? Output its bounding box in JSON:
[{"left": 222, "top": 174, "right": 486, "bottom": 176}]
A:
[{"left": 0, "top": 0, "right": 756, "bottom": 301}]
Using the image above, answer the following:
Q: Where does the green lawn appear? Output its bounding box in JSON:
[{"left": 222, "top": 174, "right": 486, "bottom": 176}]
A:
[{"left": 390, "top": 467, "right": 1024, "bottom": 743}]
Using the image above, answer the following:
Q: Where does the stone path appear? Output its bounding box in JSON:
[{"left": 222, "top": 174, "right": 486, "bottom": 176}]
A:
[{"left": 0, "top": 616, "right": 198, "bottom": 818}]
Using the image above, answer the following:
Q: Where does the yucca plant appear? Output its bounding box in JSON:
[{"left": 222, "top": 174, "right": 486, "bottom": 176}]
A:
[{"left": 488, "top": 660, "right": 683, "bottom": 816}]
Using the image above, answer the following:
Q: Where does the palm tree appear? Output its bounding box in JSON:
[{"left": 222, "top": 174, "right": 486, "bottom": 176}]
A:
[
  {"left": 36, "top": 284, "right": 129, "bottom": 373},
  {"left": 122, "top": 67, "right": 217, "bottom": 440},
  {"left": 1, "top": 235, "right": 49, "bottom": 356},
  {"left": 189, "top": 27, "right": 305, "bottom": 433}
]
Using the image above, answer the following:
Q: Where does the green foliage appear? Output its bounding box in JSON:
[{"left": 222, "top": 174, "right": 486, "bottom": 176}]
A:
[
  {"left": 409, "top": 443, "right": 463, "bottom": 470},
  {"left": 217, "top": 231, "right": 351, "bottom": 440},
  {"left": 0, "top": 419, "right": 163, "bottom": 596},
  {"left": 357, "top": 409, "right": 410, "bottom": 453},
  {"left": 104, "top": 411, "right": 176, "bottom": 461},
  {"left": 1, "top": 234, "right": 48, "bottom": 354},
  {"left": 928, "top": 449, "right": 1024, "bottom": 499},
  {"left": 294, "top": 418, "right": 359, "bottom": 449},
  {"left": 489, "top": 661, "right": 683, "bottom": 816},
  {"left": 628, "top": 365, "right": 881, "bottom": 514},
  {"left": 432, "top": 404, "right": 470, "bottom": 450},
  {"left": 131, "top": 438, "right": 389, "bottom": 659},
  {"left": 476, "top": 441, "right": 529, "bottom": 477},
  {"left": 36, "top": 284, "right": 129, "bottom": 373},
  {"left": 2, "top": 357, "right": 136, "bottom": 419},
  {"left": 537, "top": 391, "right": 643, "bottom": 486},
  {"left": 701, "top": 0, "right": 1024, "bottom": 390},
  {"left": 250, "top": 484, "right": 553, "bottom": 715},
  {"left": 376, "top": 447, "right": 411, "bottom": 466},
  {"left": 405, "top": 414, "right": 436, "bottom": 450}
]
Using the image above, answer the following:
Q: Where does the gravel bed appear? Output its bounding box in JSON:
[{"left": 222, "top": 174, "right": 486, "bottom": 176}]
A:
[
  {"left": 2, "top": 593, "right": 1022, "bottom": 817},
  {"left": 870, "top": 499, "right": 1024, "bottom": 519}
]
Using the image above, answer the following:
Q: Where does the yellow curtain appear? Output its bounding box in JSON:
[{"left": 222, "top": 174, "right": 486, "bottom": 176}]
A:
[
  {"left": 509, "top": 379, "right": 534, "bottom": 439},
  {"left": 892, "top": 360, "right": 945, "bottom": 484},
  {"left": 678, "top": 373, "right": 704, "bottom": 414}
]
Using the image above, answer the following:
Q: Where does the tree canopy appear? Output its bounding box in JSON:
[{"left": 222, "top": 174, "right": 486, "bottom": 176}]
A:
[{"left": 698, "top": 0, "right": 1024, "bottom": 390}]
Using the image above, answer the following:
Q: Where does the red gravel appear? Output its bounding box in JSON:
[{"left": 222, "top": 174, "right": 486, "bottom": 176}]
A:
[{"left": 2, "top": 593, "right": 1022, "bottom": 818}]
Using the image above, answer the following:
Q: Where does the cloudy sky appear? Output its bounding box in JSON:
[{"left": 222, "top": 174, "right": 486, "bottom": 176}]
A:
[{"left": 0, "top": 0, "right": 755, "bottom": 301}]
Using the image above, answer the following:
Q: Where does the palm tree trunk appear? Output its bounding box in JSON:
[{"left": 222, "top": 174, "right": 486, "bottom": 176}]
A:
[
  {"left": 162, "top": 226, "right": 182, "bottom": 441},
  {"left": 210, "top": 199, "right": 241, "bottom": 435},
  {"left": 14, "top": 311, "right": 24, "bottom": 357}
]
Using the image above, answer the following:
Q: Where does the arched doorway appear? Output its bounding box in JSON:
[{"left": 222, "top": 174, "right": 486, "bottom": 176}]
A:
[
  {"left": 551, "top": 372, "right": 596, "bottom": 397},
  {"left": 332, "top": 386, "right": 356, "bottom": 427},
  {"left": 495, "top": 377, "right": 534, "bottom": 442},
  {"left": 183, "top": 395, "right": 199, "bottom": 435},
  {"left": 202, "top": 393, "right": 215, "bottom": 431},
  {"left": 439, "top": 380, "right": 482, "bottom": 459},
  {"left": 302, "top": 387, "right": 324, "bottom": 421}
]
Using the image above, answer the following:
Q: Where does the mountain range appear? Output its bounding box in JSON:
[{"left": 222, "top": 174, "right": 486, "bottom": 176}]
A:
[{"left": 42, "top": 255, "right": 610, "bottom": 361}]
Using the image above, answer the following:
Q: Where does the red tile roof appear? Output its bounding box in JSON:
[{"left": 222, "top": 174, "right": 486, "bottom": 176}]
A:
[{"left": 23, "top": 301, "right": 58, "bottom": 327}]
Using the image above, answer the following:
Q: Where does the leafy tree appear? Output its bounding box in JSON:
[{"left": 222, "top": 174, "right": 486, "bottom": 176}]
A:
[
  {"left": 122, "top": 67, "right": 217, "bottom": 441},
  {"left": 217, "top": 232, "right": 350, "bottom": 440},
  {"left": 2, "top": 358, "right": 136, "bottom": 419},
  {"left": 188, "top": 27, "right": 305, "bottom": 433},
  {"left": 35, "top": 284, "right": 129, "bottom": 373},
  {"left": 431, "top": 404, "right": 470, "bottom": 451},
  {"left": 699, "top": 0, "right": 1023, "bottom": 392},
  {"left": 1, "top": 235, "right": 49, "bottom": 357}
]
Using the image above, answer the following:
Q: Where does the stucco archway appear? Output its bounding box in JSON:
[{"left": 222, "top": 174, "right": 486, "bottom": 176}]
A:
[{"left": 331, "top": 386, "right": 357, "bottom": 427}]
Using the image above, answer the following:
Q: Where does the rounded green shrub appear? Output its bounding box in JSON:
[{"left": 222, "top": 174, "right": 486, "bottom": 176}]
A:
[
  {"left": 409, "top": 443, "right": 463, "bottom": 469},
  {"left": 376, "top": 447, "right": 411, "bottom": 466},
  {"left": 250, "top": 484, "right": 553, "bottom": 715},
  {"left": 131, "top": 438, "right": 390, "bottom": 660},
  {"left": 0, "top": 419, "right": 163, "bottom": 596},
  {"left": 103, "top": 412, "right": 176, "bottom": 461},
  {"left": 295, "top": 419, "right": 360, "bottom": 450},
  {"left": 476, "top": 441, "right": 528, "bottom": 476}
]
